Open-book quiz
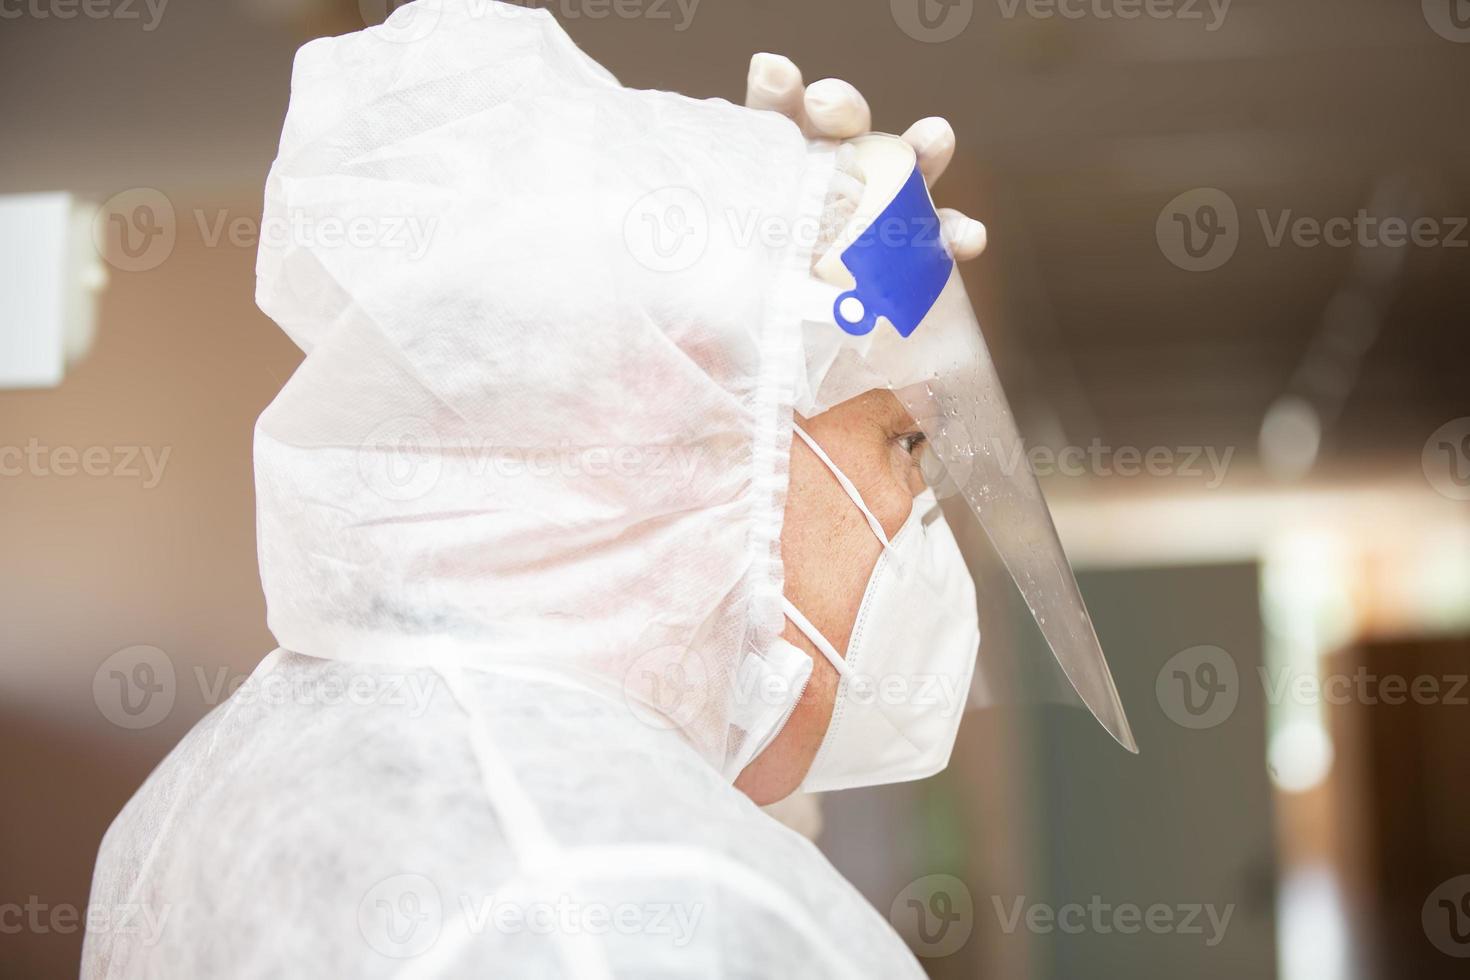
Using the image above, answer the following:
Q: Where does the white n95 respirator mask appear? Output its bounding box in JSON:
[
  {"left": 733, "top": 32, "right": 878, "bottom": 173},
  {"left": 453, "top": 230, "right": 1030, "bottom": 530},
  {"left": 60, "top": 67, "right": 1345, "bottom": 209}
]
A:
[{"left": 780, "top": 424, "right": 981, "bottom": 793}]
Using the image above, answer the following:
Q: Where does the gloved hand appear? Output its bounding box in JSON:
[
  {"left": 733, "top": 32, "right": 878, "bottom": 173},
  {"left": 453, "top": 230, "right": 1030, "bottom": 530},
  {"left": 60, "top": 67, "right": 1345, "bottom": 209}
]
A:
[{"left": 745, "top": 53, "right": 988, "bottom": 261}]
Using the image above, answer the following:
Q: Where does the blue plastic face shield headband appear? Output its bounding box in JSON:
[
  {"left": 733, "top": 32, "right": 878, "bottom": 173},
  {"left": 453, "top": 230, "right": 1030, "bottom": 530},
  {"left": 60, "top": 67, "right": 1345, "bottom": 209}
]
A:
[
  {"left": 804, "top": 134, "right": 1137, "bottom": 753},
  {"left": 831, "top": 164, "right": 954, "bottom": 339}
]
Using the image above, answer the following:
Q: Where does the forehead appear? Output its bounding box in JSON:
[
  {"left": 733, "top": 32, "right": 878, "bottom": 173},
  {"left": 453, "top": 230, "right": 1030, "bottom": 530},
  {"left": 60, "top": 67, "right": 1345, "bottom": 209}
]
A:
[
  {"left": 851, "top": 389, "right": 915, "bottom": 430},
  {"left": 798, "top": 389, "right": 919, "bottom": 441}
]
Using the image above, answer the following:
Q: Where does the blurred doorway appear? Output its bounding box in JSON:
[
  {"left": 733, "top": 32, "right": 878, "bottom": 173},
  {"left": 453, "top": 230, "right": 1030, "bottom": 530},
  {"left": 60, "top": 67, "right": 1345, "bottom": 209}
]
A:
[{"left": 1027, "top": 562, "right": 1278, "bottom": 980}]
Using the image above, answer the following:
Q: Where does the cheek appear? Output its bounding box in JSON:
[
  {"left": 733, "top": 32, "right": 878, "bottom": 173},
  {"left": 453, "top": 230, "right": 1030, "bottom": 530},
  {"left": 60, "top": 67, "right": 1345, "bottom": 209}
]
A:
[
  {"left": 781, "top": 447, "right": 888, "bottom": 652},
  {"left": 871, "top": 455, "right": 919, "bottom": 540},
  {"left": 881, "top": 444, "right": 927, "bottom": 517},
  {"left": 898, "top": 451, "right": 928, "bottom": 498}
]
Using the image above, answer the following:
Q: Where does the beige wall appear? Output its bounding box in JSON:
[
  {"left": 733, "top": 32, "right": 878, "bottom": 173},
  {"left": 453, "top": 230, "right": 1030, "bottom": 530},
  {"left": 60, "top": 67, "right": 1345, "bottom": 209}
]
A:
[{"left": 0, "top": 193, "right": 300, "bottom": 977}]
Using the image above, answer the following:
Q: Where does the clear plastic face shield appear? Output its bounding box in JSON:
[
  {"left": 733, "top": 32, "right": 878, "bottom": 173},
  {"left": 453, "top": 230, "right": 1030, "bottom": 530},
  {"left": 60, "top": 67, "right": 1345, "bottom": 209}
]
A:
[{"left": 802, "top": 135, "right": 1137, "bottom": 753}]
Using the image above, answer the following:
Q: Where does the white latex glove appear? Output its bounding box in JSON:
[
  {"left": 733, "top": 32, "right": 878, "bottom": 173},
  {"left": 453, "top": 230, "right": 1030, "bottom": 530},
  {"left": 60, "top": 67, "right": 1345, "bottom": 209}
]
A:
[{"left": 745, "top": 53, "right": 988, "bottom": 261}]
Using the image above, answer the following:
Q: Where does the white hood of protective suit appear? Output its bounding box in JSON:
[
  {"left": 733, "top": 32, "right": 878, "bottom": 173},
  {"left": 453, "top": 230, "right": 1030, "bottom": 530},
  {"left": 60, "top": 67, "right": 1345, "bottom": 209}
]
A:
[
  {"left": 83, "top": 2, "right": 928, "bottom": 977},
  {"left": 251, "top": 0, "right": 827, "bottom": 770}
]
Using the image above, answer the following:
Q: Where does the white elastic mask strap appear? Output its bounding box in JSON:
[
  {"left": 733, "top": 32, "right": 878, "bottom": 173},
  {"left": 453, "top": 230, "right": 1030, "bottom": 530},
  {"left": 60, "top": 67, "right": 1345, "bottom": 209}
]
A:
[
  {"left": 791, "top": 423, "right": 891, "bottom": 550},
  {"left": 781, "top": 596, "right": 853, "bottom": 680}
]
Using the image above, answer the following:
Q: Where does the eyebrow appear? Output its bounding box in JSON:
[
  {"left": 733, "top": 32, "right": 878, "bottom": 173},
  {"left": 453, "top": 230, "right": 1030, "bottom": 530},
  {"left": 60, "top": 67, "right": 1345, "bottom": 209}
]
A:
[{"left": 883, "top": 400, "right": 919, "bottom": 432}]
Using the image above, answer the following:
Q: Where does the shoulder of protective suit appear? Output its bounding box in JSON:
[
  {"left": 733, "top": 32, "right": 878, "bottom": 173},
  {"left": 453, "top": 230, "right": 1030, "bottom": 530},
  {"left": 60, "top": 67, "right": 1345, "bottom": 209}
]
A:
[{"left": 83, "top": 653, "right": 924, "bottom": 979}]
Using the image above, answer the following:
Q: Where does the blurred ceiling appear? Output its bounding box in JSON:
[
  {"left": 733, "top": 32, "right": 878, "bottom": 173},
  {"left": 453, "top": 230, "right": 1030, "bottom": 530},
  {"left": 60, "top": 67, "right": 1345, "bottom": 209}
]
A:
[{"left": 2, "top": 0, "right": 1466, "bottom": 491}]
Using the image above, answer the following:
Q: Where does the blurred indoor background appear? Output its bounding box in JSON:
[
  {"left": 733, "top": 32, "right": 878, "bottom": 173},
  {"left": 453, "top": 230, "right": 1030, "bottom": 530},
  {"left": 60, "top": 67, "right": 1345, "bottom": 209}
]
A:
[{"left": 2, "top": 0, "right": 1468, "bottom": 976}]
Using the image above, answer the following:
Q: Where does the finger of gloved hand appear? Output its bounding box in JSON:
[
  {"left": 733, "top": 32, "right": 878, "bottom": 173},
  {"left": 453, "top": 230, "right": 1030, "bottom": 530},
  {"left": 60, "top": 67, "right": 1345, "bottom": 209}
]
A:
[
  {"left": 901, "top": 117, "right": 956, "bottom": 186},
  {"left": 803, "top": 78, "right": 871, "bottom": 139},
  {"left": 939, "top": 208, "right": 987, "bottom": 261},
  {"left": 746, "top": 53, "right": 806, "bottom": 126}
]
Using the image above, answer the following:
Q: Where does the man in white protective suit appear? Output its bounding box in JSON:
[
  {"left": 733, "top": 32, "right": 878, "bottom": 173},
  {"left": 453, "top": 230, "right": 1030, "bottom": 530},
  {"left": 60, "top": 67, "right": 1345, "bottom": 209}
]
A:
[{"left": 83, "top": 2, "right": 1135, "bottom": 976}]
